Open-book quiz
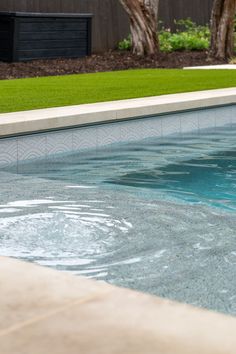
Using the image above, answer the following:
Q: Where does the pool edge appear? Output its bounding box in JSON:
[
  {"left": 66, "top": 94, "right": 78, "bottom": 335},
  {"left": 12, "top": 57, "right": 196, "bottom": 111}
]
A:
[
  {"left": 0, "top": 256, "right": 236, "bottom": 354},
  {"left": 0, "top": 88, "right": 235, "bottom": 138}
]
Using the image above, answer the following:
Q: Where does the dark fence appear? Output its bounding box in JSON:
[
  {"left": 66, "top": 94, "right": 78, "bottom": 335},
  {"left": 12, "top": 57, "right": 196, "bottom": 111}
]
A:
[
  {"left": 159, "top": 0, "right": 213, "bottom": 30},
  {"left": 0, "top": 0, "right": 214, "bottom": 52}
]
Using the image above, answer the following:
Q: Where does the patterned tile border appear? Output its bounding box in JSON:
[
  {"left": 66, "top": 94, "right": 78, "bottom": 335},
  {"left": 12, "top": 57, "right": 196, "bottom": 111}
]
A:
[{"left": 0, "top": 104, "right": 235, "bottom": 167}]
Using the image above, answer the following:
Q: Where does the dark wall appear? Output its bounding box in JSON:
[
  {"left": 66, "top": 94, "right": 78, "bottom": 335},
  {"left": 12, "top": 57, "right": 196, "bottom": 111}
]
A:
[
  {"left": 159, "top": 0, "right": 214, "bottom": 29},
  {"left": 0, "top": 0, "right": 214, "bottom": 52}
]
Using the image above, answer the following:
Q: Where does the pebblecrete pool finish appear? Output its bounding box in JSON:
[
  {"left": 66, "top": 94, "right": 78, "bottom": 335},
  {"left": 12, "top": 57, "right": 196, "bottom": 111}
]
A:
[
  {"left": 0, "top": 88, "right": 236, "bottom": 354},
  {"left": 1, "top": 123, "right": 236, "bottom": 315}
]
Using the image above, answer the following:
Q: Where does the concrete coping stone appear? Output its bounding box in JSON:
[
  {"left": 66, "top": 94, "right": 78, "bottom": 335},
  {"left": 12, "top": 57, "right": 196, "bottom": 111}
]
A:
[
  {"left": 184, "top": 65, "right": 236, "bottom": 69},
  {"left": 0, "top": 88, "right": 235, "bottom": 138},
  {"left": 0, "top": 256, "right": 236, "bottom": 354}
]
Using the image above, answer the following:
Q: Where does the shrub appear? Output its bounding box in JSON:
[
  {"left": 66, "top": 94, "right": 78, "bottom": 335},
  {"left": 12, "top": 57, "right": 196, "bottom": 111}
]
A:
[
  {"left": 159, "top": 19, "right": 210, "bottom": 52},
  {"left": 118, "top": 18, "right": 210, "bottom": 53},
  {"left": 118, "top": 34, "right": 132, "bottom": 50}
]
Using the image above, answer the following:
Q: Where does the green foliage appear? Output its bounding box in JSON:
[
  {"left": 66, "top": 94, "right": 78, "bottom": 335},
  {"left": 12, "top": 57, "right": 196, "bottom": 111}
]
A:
[
  {"left": 159, "top": 19, "right": 210, "bottom": 52},
  {"left": 118, "top": 34, "right": 131, "bottom": 50},
  {"left": 118, "top": 18, "right": 210, "bottom": 53}
]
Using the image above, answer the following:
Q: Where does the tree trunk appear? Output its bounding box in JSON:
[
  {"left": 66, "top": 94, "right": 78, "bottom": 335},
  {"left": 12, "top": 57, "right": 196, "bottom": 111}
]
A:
[
  {"left": 119, "top": 0, "right": 159, "bottom": 56},
  {"left": 210, "top": 0, "right": 236, "bottom": 59}
]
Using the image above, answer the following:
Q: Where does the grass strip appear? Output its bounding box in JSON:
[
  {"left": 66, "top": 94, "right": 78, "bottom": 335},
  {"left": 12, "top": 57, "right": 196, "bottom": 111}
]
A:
[{"left": 0, "top": 69, "right": 235, "bottom": 113}]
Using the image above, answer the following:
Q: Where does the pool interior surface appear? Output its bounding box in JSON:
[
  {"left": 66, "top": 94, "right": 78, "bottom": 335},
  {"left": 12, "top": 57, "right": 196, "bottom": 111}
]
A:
[{"left": 1, "top": 124, "right": 236, "bottom": 315}]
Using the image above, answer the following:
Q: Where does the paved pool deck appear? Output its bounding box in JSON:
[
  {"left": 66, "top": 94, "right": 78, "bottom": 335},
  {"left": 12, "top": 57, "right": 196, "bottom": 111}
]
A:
[
  {"left": 184, "top": 64, "right": 236, "bottom": 69},
  {"left": 1, "top": 256, "right": 236, "bottom": 354},
  {"left": 0, "top": 87, "right": 236, "bottom": 138}
]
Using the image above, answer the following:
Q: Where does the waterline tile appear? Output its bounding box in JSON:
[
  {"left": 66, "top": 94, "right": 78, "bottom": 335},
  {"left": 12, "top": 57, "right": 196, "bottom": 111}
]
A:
[{"left": 0, "top": 104, "right": 235, "bottom": 167}]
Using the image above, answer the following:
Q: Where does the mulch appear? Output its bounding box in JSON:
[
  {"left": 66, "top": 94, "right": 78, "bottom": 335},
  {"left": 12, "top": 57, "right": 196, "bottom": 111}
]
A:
[{"left": 0, "top": 50, "right": 227, "bottom": 80}]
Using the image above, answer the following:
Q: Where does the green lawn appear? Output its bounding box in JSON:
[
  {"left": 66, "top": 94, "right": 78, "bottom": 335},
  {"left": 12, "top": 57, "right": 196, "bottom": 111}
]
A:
[{"left": 0, "top": 69, "right": 235, "bottom": 113}]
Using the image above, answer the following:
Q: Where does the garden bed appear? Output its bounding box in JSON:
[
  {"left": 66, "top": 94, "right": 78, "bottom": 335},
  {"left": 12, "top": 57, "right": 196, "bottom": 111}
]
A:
[{"left": 0, "top": 50, "right": 226, "bottom": 80}]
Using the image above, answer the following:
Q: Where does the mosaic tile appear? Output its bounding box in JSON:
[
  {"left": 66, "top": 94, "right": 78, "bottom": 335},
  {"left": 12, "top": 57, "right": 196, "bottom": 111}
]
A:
[
  {"left": 46, "top": 130, "right": 73, "bottom": 156},
  {"left": 231, "top": 106, "right": 236, "bottom": 124},
  {"left": 72, "top": 126, "right": 97, "bottom": 151},
  {"left": 215, "top": 106, "right": 232, "bottom": 127},
  {"left": 180, "top": 111, "right": 199, "bottom": 133},
  {"left": 17, "top": 134, "right": 46, "bottom": 162},
  {"left": 198, "top": 109, "right": 216, "bottom": 131},
  {"left": 0, "top": 138, "right": 17, "bottom": 167},
  {"left": 120, "top": 120, "right": 144, "bottom": 142},
  {"left": 96, "top": 123, "right": 120, "bottom": 148},
  {"left": 162, "top": 114, "right": 181, "bottom": 136},
  {"left": 142, "top": 116, "right": 162, "bottom": 139}
]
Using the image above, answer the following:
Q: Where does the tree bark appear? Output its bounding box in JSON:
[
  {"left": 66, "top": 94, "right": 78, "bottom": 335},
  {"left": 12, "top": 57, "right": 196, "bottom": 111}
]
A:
[
  {"left": 210, "top": 0, "right": 236, "bottom": 59},
  {"left": 119, "top": 0, "right": 159, "bottom": 56}
]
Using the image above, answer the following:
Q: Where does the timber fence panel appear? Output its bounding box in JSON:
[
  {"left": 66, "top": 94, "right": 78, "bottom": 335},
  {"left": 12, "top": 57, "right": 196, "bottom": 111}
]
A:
[{"left": 0, "top": 0, "right": 214, "bottom": 52}]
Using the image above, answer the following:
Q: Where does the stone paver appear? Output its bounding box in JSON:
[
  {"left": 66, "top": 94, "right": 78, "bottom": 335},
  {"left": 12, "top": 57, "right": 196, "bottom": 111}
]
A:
[
  {"left": 1, "top": 257, "right": 236, "bottom": 354},
  {"left": 0, "top": 256, "right": 112, "bottom": 333},
  {"left": 184, "top": 65, "right": 236, "bottom": 69}
]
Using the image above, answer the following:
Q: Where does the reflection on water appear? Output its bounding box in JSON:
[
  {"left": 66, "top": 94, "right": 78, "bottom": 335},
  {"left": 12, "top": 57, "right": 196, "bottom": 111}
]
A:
[{"left": 0, "top": 124, "right": 236, "bottom": 315}]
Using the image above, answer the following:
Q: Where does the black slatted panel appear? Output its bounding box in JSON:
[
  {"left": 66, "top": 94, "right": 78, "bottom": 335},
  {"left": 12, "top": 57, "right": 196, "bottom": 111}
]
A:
[
  {"left": 0, "top": 13, "right": 91, "bottom": 62},
  {"left": 19, "top": 39, "right": 87, "bottom": 50},
  {"left": 18, "top": 47, "right": 87, "bottom": 61},
  {"left": 0, "top": 18, "right": 12, "bottom": 60},
  {"left": 18, "top": 18, "right": 87, "bottom": 32},
  {"left": 19, "top": 30, "right": 87, "bottom": 40}
]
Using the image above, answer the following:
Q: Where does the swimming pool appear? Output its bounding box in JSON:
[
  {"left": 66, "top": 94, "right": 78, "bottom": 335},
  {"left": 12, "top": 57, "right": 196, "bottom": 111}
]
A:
[{"left": 0, "top": 111, "right": 236, "bottom": 315}]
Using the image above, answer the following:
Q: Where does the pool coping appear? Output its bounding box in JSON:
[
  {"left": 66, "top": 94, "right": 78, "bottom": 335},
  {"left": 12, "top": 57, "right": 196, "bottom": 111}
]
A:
[
  {"left": 184, "top": 64, "right": 236, "bottom": 69},
  {"left": 1, "top": 256, "right": 236, "bottom": 354},
  {"left": 0, "top": 87, "right": 235, "bottom": 138}
]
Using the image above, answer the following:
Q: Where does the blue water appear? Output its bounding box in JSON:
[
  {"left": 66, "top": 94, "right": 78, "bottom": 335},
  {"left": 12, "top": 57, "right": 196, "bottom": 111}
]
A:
[{"left": 0, "top": 124, "right": 236, "bottom": 315}]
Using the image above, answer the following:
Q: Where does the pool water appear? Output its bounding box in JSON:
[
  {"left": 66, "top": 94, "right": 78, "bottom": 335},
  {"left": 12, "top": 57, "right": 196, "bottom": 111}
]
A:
[{"left": 1, "top": 124, "right": 236, "bottom": 315}]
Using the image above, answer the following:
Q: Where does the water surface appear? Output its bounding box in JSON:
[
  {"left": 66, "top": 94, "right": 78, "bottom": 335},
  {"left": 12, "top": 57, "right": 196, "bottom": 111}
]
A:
[{"left": 0, "top": 124, "right": 236, "bottom": 315}]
